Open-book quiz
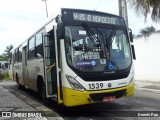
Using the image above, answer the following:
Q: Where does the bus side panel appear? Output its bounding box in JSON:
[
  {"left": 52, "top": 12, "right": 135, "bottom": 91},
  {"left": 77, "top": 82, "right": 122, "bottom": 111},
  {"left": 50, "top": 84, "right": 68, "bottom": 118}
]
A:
[
  {"left": 27, "top": 58, "right": 44, "bottom": 92},
  {"left": 22, "top": 46, "right": 28, "bottom": 87},
  {"left": 27, "top": 59, "right": 37, "bottom": 92},
  {"left": 14, "top": 62, "right": 24, "bottom": 86}
]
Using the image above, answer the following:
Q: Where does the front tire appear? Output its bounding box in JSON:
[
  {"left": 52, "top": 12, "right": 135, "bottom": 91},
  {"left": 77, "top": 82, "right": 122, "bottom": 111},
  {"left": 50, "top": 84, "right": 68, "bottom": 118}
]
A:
[
  {"left": 16, "top": 74, "right": 22, "bottom": 89},
  {"left": 41, "top": 84, "right": 49, "bottom": 105}
]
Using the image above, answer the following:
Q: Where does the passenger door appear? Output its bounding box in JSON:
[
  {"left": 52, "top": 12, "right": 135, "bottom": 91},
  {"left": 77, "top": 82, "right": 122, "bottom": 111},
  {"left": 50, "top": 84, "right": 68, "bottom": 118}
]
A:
[
  {"left": 22, "top": 46, "right": 29, "bottom": 87},
  {"left": 43, "top": 27, "right": 57, "bottom": 99},
  {"left": 43, "top": 26, "right": 63, "bottom": 104}
]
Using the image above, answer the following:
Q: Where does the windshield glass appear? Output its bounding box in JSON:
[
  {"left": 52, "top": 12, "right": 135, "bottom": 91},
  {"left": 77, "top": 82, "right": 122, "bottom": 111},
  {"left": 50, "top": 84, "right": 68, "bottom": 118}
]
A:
[{"left": 65, "top": 25, "right": 131, "bottom": 72}]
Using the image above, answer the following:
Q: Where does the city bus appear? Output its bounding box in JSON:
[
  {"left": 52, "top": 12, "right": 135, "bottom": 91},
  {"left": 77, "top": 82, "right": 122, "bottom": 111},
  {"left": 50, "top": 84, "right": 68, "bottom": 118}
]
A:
[
  {"left": 10, "top": 8, "right": 136, "bottom": 106},
  {"left": 0, "top": 61, "right": 9, "bottom": 71},
  {"left": 0, "top": 61, "right": 9, "bottom": 81}
]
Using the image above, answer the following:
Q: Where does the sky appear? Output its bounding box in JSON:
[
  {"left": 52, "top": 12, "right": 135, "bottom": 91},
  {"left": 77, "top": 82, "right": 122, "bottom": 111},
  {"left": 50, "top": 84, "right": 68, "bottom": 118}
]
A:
[{"left": 0, "top": 0, "right": 160, "bottom": 54}]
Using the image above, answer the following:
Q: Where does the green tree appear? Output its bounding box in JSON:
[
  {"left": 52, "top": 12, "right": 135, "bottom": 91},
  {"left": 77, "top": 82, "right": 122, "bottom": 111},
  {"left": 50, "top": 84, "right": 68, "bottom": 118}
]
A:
[
  {"left": 140, "top": 26, "right": 156, "bottom": 36},
  {"left": 0, "top": 44, "right": 14, "bottom": 60},
  {"left": 0, "top": 55, "right": 6, "bottom": 61},
  {"left": 129, "top": 0, "right": 160, "bottom": 22}
]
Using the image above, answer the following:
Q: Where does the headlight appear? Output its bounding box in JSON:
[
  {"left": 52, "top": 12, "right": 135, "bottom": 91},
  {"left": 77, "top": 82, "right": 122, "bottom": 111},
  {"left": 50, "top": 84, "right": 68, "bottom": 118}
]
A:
[
  {"left": 128, "top": 75, "right": 134, "bottom": 85},
  {"left": 66, "top": 75, "right": 85, "bottom": 91}
]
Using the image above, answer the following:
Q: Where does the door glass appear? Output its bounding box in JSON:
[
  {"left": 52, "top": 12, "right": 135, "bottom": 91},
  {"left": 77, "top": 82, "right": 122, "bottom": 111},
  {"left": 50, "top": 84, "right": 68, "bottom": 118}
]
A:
[
  {"left": 46, "top": 70, "right": 52, "bottom": 95},
  {"left": 44, "top": 32, "right": 57, "bottom": 95},
  {"left": 44, "top": 35, "right": 54, "bottom": 66}
]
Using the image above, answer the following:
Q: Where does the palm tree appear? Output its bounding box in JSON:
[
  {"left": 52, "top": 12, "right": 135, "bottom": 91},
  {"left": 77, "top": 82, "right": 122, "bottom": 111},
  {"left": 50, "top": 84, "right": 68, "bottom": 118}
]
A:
[
  {"left": 140, "top": 26, "right": 156, "bottom": 36},
  {"left": 129, "top": 0, "right": 160, "bottom": 22}
]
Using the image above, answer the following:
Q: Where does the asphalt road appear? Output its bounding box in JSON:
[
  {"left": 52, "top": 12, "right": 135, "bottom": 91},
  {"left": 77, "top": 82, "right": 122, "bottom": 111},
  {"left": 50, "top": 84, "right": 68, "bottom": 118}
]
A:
[{"left": 1, "top": 80, "right": 160, "bottom": 120}]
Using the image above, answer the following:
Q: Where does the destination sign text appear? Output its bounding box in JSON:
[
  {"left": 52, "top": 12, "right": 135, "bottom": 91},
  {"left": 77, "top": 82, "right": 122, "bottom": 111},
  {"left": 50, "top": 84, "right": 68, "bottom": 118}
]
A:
[{"left": 73, "top": 12, "right": 117, "bottom": 24}]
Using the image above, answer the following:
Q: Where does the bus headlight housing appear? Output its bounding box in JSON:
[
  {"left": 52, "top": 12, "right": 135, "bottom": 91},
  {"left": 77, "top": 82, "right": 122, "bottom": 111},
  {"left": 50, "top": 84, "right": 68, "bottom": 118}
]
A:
[
  {"left": 66, "top": 75, "right": 85, "bottom": 91},
  {"left": 128, "top": 76, "right": 134, "bottom": 85}
]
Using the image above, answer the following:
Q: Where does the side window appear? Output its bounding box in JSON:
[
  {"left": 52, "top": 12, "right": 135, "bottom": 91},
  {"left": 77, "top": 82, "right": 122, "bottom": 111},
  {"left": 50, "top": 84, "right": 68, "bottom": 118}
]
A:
[
  {"left": 44, "top": 30, "right": 55, "bottom": 66},
  {"left": 35, "top": 29, "right": 45, "bottom": 58},
  {"left": 0, "top": 63, "right": 1, "bottom": 69},
  {"left": 14, "top": 46, "right": 22, "bottom": 63},
  {"left": 19, "top": 46, "right": 22, "bottom": 62},
  {"left": 15, "top": 48, "right": 19, "bottom": 62},
  {"left": 28, "top": 36, "right": 35, "bottom": 60},
  {"left": 13, "top": 52, "right": 15, "bottom": 64}
]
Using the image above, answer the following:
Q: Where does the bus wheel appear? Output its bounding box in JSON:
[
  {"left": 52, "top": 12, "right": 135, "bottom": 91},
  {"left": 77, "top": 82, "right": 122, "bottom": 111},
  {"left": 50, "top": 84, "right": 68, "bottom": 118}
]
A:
[
  {"left": 41, "top": 84, "right": 49, "bottom": 105},
  {"left": 16, "top": 74, "right": 22, "bottom": 90}
]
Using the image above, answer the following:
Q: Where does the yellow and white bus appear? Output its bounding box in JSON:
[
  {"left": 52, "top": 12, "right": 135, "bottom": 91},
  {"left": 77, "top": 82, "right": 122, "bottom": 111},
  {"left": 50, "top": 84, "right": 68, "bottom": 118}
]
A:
[{"left": 10, "top": 8, "right": 136, "bottom": 106}]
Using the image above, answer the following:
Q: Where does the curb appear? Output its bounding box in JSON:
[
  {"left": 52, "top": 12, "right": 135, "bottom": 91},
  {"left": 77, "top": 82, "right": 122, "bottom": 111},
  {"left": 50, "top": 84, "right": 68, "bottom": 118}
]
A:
[
  {"left": 135, "top": 80, "right": 160, "bottom": 84},
  {"left": 2, "top": 85, "right": 63, "bottom": 120},
  {"left": 135, "top": 87, "right": 160, "bottom": 93}
]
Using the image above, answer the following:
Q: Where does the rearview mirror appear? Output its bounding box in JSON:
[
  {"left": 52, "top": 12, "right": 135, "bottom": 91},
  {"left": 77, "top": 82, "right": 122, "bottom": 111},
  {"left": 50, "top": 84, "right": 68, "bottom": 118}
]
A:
[
  {"left": 129, "top": 29, "right": 133, "bottom": 43},
  {"left": 57, "top": 23, "right": 64, "bottom": 39}
]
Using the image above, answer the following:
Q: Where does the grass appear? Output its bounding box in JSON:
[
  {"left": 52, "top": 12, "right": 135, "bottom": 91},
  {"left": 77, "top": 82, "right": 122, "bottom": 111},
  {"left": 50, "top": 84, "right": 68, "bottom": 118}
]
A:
[{"left": 0, "top": 72, "right": 11, "bottom": 80}]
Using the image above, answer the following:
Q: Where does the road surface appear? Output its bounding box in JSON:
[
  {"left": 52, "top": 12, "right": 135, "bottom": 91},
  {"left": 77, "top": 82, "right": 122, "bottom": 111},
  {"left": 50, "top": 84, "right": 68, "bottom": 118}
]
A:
[{"left": 0, "top": 80, "right": 160, "bottom": 120}]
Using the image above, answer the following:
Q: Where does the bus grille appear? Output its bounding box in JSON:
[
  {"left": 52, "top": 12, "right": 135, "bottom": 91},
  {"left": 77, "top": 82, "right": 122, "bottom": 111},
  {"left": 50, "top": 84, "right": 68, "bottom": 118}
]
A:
[
  {"left": 79, "top": 73, "right": 129, "bottom": 81},
  {"left": 89, "top": 89, "right": 126, "bottom": 102}
]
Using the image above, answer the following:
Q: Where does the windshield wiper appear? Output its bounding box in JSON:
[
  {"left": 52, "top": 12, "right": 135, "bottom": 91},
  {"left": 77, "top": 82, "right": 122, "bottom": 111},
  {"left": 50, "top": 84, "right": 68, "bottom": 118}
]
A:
[
  {"left": 106, "top": 27, "right": 116, "bottom": 52},
  {"left": 82, "top": 23, "right": 100, "bottom": 47}
]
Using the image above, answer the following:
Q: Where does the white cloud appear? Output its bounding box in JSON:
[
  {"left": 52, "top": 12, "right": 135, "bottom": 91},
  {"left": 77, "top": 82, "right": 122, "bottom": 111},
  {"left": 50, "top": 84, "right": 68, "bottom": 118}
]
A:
[
  {"left": 47, "top": 0, "right": 119, "bottom": 18},
  {"left": 0, "top": 0, "right": 119, "bottom": 54},
  {"left": 0, "top": 0, "right": 159, "bottom": 54},
  {"left": 0, "top": 0, "right": 47, "bottom": 54}
]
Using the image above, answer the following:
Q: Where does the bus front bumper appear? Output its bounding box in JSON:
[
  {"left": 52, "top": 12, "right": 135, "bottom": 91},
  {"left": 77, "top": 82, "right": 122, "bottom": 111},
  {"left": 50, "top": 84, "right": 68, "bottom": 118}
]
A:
[{"left": 62, "top": 82, "right": 134, "bottom": 106}]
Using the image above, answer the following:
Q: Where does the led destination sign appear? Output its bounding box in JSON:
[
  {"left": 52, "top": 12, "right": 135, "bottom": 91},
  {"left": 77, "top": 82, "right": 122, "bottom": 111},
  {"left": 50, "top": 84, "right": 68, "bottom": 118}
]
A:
[
  {"left": 73, "top": 12, "right": 116, "bottom": 24},
  {"left": 61, "top": 9, "right": 125, "bottom": 26}
]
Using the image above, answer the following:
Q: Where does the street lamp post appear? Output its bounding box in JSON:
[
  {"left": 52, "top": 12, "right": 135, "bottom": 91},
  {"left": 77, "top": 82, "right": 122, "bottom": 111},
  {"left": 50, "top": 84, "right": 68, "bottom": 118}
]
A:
[
  {"left": 118, "top": 0, "right": 128, "bottom": 27},
  {"left": 42, "top": 0, "right": 48, "bottom": 17}
]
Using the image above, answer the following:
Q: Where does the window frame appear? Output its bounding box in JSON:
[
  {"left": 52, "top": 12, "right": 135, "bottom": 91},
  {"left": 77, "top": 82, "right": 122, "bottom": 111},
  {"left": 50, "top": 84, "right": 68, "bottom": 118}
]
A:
[
  {"left": 35, "top": 29, "right": 45, "bottom": 58},
  {"left": 28, "top": 36, "right": 35, "bottom": 60}
]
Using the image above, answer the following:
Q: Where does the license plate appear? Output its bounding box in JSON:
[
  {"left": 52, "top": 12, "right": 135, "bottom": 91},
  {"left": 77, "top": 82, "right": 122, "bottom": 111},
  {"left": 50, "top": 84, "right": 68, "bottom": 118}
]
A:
[{"left": 103, "top": 96, "right": 116, "bottom": 102}]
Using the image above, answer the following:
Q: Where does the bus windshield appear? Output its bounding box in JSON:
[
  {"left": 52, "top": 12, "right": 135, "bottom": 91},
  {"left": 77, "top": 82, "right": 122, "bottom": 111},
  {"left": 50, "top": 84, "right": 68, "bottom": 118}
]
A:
[{"left": 65, "top": 25, "right": 132, "bottom": 72}]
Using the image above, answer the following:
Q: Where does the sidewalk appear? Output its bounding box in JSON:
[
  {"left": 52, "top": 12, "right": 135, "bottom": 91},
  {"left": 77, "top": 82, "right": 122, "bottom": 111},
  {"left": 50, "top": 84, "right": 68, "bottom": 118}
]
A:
[
  {"left": 0, "top": 80, "right": 42, "bottom": 119},
  {"left": 0, "top": 80, "right": 62, "bottom": 120},
  {"left": 135, "top": 80, "right": 160, "bottom": 93},
  {"left": 0, "top": 80, "right": 36, "bottom": 112}
]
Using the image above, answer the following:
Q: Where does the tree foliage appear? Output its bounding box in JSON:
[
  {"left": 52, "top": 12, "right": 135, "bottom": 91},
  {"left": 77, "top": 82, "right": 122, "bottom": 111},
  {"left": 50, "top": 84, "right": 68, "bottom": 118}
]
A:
[
  {"left": 0, "top": 56, "right": 6, "bottom": 61},
  {"left": 140, "top": 26, "right": 156, "bottom": 36},
  {"left": 0, "top": 44, "right": 13, "bottom": 61},
  {"left": 129, "top": 0, "right": 160, "bottom": 22}
]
